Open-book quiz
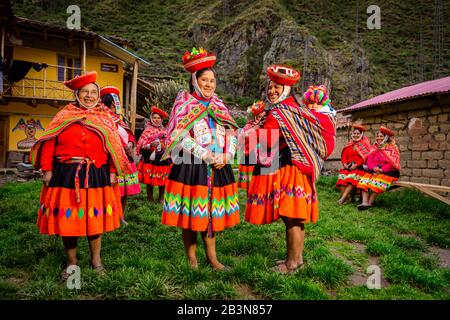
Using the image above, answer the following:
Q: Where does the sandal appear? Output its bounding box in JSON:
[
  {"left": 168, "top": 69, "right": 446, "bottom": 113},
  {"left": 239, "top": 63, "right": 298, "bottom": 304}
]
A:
[
  {"left": 60, "top": 264, "right": 77, "bottom": 283},
  {"left": 91, "top": 264, "right": 107, "bottom": 276},
  {"left": 357, "top": 204, "right": 372, "bottom": 211},
  {"left": 211, "top": 264, "right": 232, "bottom": 272},
  {"left": 276, "top": 259, "right": 286, "bottom": 266},
  {"left": 272, "top": 262, "right": 304, "bottom": 274}
]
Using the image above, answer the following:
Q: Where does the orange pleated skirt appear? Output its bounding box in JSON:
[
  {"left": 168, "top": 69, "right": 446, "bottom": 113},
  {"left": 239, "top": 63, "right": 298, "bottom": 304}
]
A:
[
  {"left": 37, "top": 185, "right": 123, "bottom": 236},
  {"left": 245, "top": 163, "right": 318, "bottom": 225}
]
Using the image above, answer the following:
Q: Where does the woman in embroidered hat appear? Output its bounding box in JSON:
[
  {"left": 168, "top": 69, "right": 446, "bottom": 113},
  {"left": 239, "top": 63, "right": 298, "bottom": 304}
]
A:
[
  {"left": 161, "top": 48, "right": 240, "bottom": 271},
  {"left": 336, "top": 123, "right": 373, "bottom": 205},
  {"left": 237, "top": 101, "right": 266, "bottom": 190},
  {"left": 136, "top": 105, "right": 171, "bottom": 204},
  {"left": 245, "top": 67, "right": 336, "bottom": 274},
  {"left": 356, "top": 126, "right": 400, "bottom": 210},
  {"left": 31, "top": 71, "right": 131, "bottom": 280},
  {"left": 101, "top": 86, "right": 140, "bottom": 224}
]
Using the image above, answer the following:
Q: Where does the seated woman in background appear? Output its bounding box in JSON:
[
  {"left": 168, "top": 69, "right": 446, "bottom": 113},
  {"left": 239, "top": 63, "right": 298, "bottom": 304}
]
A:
[
  {"left": 336, "top": 124, "right": 372, "bottom": 205},
  {"left": 356, "top": 126, "right": 401, "bottom": 210}
]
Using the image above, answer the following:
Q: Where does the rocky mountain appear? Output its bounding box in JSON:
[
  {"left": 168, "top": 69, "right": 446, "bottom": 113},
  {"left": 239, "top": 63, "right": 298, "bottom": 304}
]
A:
[{"left": 11, "top": 0, "right": 450, "bottom": 109}]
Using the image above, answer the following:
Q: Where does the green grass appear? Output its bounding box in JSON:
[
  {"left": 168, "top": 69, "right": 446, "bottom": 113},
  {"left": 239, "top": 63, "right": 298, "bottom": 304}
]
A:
[{"left": 0, "top": 176, "right": 449, "bottom": 300}]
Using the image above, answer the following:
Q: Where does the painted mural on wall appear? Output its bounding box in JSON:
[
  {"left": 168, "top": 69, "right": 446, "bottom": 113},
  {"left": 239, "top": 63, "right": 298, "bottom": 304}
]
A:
[{"left": 12, "top": 118, "right": 44, "bottom": 150}]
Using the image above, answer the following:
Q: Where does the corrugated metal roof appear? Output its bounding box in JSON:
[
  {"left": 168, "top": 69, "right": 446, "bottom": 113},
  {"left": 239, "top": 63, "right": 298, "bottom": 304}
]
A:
[
  {"left": 11, "top": 16, "right": 150, "bottom": 68},
  {"left": 339, "top": 76, "right": 450, "bottom": 113}
]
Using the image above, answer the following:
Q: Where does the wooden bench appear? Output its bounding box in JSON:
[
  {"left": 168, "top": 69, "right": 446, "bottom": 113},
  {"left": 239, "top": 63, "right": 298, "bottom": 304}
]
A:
[{"left": 391, "top": 181, "right": 450, "bottom": 205}]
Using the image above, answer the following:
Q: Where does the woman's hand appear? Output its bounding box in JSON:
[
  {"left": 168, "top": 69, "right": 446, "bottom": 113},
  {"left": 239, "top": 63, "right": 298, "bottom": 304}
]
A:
[
  {"left": 201, "top": 151, "right": 215, "bottom": 164},
  {"left": 125, "top": 142, "right": 134, "bottom": 156},
  {"left": 42, "top": 171, "right": 52, "bottom": 186},
  {"left": 212, "top": 153, "right": 230, "bottom": 170},
  {"left": 373, "top": 166, "right": 382, "bottom": 174},
  {"left": 110, "top": 173, "right": 118, "bottom": 185}
]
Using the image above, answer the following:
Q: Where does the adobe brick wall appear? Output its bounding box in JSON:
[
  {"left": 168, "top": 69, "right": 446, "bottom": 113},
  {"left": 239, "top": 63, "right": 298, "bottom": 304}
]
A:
[{"left": 333, "top": 103, "right": 450, "bottom": 186}]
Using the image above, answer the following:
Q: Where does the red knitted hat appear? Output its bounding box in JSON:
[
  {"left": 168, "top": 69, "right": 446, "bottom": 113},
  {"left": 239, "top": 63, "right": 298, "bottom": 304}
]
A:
[
  {"left": 379, "top": 126, "right": 395, "bottom": 137},
  {"left": 266, "top": 65, "right": 301, "bottom": 86},
  {"left": 100, "top": 86, "right": 120, "bottom": 97},
  {"left": 250, "top": 101, "right": 265, "bottom": 116},
  {"left": 352, "top": 123, "right": 367, "bottom": 132},
  {"left": 182, "top": 47, "right": 216, "bottom": 73},
  {"left": 64, "top": 71, "right": 97, "bottom": 90},
  {"left": 151, "top": 106, "right": 169, "bottom": 119}
]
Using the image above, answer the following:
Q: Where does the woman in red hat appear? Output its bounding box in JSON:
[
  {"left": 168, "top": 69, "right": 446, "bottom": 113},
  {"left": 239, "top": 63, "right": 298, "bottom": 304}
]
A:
[
  {"left": 237, "top": 101, "right": 266, "bottom": 190},
  {"left": 161, "top": 48, "right": 240, "bottom": 271},
  {"left": 336, "top": 123, "right": 372, "bottom": 205},
  {"left": 245, "top": 68, "right": 336, "bottom": 274},
  {"left": 31, "top": 71, "right": 131, "bottom": 280},
  {"left": 356, "top": 126, "right": 401, "bottom": 210},
  {"left": 100, "top": 86, "right": 141, "bottom": 223},
  {"left": 136, "top": 106, "right": 171, "bottom": 203}
]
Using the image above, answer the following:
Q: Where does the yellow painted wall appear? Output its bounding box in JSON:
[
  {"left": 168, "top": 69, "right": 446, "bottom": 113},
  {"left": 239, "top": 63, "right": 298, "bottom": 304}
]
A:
[
  {"left": 3, "top": 46, "right": 126, "bottom": 152},
  {"left": 13, "top": 46, "right": 124, "bottom": 102},
  {"left": 85, "top": 55, "right": 125, "bottom": 102}
]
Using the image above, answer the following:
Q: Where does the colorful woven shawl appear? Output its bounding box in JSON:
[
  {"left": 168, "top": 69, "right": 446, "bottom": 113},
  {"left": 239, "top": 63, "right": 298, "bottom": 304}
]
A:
[
  {"left": 31, "top": 103, "right": 132, "bottom": 175},
  {"left": 270, "top": 96, "right": 336, "bottom": 196},
  {"left": 375, "top": 140, "right": 401, "bottom": 170},
  {"left": 136, "top": 122, "right": 168, "bottom": 155},
  {"left": 103, "top": 105, "right": 134, "bottom": 144},
  {"left": 343, "top": 136, "right": 373, "bottom": 162},
  {"left": 162, "top": 90, "right": 238, "bottom": 160}
]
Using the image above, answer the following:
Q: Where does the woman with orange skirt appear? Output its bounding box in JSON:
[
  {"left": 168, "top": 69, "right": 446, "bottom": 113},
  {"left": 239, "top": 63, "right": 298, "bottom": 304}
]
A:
[
  {"left": 100, "top": 86, "right": 140, "bottom": 224},
  {"left": 237, "top": 101, "right": 266, "bottom": 190},
  {"left": 245, "top": 68, "right": 336, "bottom": 274},
  {"left": 356, "top": 126, "right": 401, "bottom": 210},
  {"left": 31, "top": 72, "right": 131, "bottom": 280},
  {"left": 336, "top": 124, "right": 372, "bottom": 205},
  {"left": 161, "top": 48, "right": 240, "bottom": 270},
  {"left": 136, "top": 106, "right": 171, "bottom": 204}
]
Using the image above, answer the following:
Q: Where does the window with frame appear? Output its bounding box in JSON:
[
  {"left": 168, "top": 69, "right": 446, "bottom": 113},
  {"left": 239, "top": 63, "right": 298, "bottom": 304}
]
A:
[{"left": 57, "top": 54, "right": 82, "bottom": 81}]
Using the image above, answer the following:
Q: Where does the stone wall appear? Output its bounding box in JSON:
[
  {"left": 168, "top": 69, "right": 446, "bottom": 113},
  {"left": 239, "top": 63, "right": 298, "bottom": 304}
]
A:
[
  {"left": 349, "top": 103, "right": 450, "bottom": 186},
  {"left": 324, "top": 128, "right": 350, "bottom": 172}
]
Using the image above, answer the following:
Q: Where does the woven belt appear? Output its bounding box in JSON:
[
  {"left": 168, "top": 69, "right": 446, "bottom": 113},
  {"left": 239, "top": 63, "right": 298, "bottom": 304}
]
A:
[{"left": 57, "top": 157, "right": 92, "bottom": 203}]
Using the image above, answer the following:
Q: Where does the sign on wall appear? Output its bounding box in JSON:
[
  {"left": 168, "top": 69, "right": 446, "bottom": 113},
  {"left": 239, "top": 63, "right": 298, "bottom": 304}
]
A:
[{"left": 101, "top": 63, "right": 119, "bottom": 72}]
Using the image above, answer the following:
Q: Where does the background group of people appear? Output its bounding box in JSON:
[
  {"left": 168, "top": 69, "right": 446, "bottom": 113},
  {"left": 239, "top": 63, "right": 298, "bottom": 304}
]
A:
[
  {"left": 30, "top": 46, "right": 398, "bottom": 280},
  {"left": 336, "top": 124, "right": 401, "bottom": 210}
]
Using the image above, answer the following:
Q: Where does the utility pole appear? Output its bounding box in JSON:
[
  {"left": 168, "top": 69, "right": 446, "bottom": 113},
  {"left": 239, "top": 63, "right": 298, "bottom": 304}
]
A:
[
  {"left": 302, "top": 35, "right": 309, "bottom": 93},
  {"left": 432, "top": 0, "right": 444, "bottom": 79}
]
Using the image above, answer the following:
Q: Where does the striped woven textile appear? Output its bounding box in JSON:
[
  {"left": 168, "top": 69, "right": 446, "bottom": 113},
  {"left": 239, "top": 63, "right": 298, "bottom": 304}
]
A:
[{"left": 271, "top": 97, "right": 336, "bottom": 189}]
